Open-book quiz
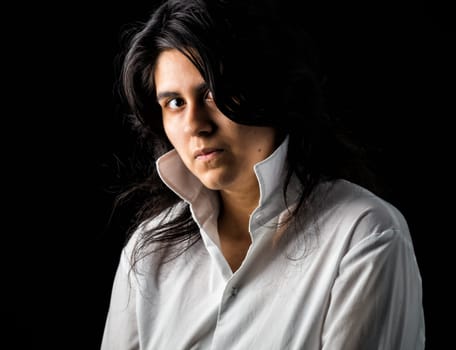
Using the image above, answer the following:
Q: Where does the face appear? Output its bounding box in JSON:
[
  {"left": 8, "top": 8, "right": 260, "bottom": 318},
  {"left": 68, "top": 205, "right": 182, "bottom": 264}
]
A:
[{"left": 154, "top": 49, "right": 277, "bottom": 193}]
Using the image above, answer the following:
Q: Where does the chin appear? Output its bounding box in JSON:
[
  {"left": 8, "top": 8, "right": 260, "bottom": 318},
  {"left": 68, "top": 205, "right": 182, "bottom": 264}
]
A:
[
  {"left": 200, "top": 180, "right": 225, "bottom": 191},
  {"left": 198, "top": 173, "right": 232, "bottom": 191}
]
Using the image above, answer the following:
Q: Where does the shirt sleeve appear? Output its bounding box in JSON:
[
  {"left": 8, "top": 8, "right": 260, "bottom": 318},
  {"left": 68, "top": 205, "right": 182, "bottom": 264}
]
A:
[
  {"left": 321, "top": 229, "right": 425, "bottom": 350},
  {"left": 101, "top": 249, "right": 139, "bottom": 350}
]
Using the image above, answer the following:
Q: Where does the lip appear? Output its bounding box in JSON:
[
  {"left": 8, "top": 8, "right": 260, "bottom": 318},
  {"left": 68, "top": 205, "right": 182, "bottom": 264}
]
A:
[{"left": 194, "top": 148, "right": 224, "bottom": 160}]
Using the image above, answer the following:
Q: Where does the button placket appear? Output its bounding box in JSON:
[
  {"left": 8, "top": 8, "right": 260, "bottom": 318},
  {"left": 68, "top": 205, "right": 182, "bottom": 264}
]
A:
[{"left": 230, "top": 287, "right": 239, "bottom": 297}]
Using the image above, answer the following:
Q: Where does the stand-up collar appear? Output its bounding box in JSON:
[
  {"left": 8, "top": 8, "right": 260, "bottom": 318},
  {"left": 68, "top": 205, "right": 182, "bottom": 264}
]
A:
[
  {"left": 157, "top": 136, "right": 288, "bottom": 202},
  {"left": 156, "top": 136, "right": 294, "bottom": 233}
]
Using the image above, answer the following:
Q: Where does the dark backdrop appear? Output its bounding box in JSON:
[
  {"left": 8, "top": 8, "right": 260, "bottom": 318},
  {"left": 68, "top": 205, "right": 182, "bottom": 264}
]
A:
[{"left": 5, "top": 1, "right": 450, "bottom": 349}]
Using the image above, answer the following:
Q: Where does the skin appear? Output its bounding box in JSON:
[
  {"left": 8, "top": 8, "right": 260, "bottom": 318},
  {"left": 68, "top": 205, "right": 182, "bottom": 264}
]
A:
[{"left": 154, "top": 49, "right": 277, "bottom": 271}]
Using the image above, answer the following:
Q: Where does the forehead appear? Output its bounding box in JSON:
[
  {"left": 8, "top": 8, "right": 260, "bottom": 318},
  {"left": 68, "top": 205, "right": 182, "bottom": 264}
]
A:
[{"left": 154, "top": 49, "right": 204, "bottom": 92}]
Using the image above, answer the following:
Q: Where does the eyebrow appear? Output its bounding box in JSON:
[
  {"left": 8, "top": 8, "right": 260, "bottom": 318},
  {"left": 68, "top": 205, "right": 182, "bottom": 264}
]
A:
[{"left": 156, "top": 82, "right": 209, "bottom": 102}]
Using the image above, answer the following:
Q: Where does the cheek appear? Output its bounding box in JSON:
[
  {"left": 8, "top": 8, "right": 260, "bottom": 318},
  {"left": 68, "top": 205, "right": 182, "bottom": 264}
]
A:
[
  {"left": 241, "top": 129, "right": 276, "bottom": 159},
  {"left": 163, "top": 119, "right": 179, "bottom": 147},
  {"left": 163, "top": 120, "right": 191, "bottom": 163}
]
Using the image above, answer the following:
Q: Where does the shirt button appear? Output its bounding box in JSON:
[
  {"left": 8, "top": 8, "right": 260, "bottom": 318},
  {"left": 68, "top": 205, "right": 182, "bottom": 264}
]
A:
[{"left": 231, "top": 287, "right": 239, "bottom": 297}]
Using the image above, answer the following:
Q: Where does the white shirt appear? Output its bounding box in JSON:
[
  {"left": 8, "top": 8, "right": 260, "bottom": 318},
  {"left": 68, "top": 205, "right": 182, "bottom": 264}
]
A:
[{"left": 101, "top": 138, "right": 425, "bottom": 349}]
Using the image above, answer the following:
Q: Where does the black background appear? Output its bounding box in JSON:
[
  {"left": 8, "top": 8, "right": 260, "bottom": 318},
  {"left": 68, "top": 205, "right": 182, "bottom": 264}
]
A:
[{"left": 4, "top": 1, "right": 451, "bottom": 349}]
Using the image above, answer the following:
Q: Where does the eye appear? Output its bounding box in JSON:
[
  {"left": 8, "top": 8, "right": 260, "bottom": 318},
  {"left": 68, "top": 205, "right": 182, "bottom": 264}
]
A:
[{"left": 166, "top": 97, "right": 185, "bottom": 110}]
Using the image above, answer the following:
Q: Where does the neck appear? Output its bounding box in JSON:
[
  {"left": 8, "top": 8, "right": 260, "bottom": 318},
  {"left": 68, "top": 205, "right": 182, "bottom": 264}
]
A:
[
  {"left": 218, "top": 184, "right": 259, "bottom": 240},
  {"left": 217, "top": 186, "right": 257, "bottom": 272}
]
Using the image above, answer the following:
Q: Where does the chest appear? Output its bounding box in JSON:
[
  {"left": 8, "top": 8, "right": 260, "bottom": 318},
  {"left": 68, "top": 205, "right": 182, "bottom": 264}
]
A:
[{"left": 137, "top": 238, "right": 339, "bottom": 350}]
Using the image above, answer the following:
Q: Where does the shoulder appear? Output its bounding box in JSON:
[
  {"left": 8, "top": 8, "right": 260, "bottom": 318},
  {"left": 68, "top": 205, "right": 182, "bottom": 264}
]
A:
[
  {"left": 122, "top": 201, "right": 189, "bottom": 269},
  {"left": 317, "top": 179, "right": 412, "bottom": 248}
]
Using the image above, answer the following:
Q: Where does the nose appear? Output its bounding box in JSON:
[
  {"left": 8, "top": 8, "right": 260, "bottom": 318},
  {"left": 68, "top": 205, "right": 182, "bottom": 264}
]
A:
[{"left": 183, "top": 103, "right": 216, "bottom": 136}]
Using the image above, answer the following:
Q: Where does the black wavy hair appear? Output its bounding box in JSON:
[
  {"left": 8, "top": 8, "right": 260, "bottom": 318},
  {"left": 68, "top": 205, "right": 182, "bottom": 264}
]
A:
[{"left": 112, "top": 0, "right": 377, "bottom": 265}]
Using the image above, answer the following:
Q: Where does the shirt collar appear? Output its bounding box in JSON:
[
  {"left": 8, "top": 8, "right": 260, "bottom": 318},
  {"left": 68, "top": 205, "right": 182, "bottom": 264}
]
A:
[
  {"left": 157, "top": 136, "right": 288, "bottom": 201},
  {"left": 253, "top": 135, "right": 289, "bottom": 208}
]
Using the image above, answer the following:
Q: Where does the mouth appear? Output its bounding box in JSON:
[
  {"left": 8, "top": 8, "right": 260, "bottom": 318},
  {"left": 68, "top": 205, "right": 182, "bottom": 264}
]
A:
[{"left": 194, "top": 148, "right": 224, "bottom": 161}]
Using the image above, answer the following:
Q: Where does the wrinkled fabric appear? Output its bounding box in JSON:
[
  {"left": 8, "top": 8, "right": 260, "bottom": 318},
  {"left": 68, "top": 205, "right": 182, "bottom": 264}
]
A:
[{"left": 101, "top": 138, "right": 425, "bottom": 350}]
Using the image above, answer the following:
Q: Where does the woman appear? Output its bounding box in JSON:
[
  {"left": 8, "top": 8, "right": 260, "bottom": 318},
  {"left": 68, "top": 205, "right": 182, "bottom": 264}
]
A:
[{"left": 102, "top": 0, "right": 425, "bottom": 349}]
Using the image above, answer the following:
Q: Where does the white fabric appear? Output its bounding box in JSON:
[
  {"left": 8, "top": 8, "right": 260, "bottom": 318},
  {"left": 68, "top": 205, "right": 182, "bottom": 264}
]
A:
[{"left": 101, "top": 138, "right": 425, "bottom": 349}]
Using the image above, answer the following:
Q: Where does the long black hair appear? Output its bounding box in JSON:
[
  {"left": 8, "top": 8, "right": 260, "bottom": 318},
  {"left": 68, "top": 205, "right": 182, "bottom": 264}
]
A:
[{"left": 112, "top": 0, "right": 377, "bottom": 266}]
